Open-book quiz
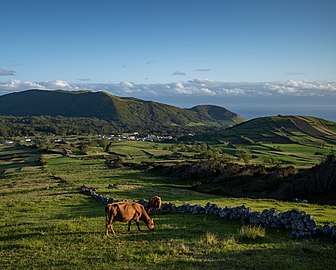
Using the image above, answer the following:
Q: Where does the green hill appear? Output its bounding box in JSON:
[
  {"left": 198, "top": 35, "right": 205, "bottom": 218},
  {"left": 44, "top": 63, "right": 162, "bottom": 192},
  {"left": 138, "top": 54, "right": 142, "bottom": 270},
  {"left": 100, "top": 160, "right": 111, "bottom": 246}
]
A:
[
  {"left": 220, "top": 115, "right": 336, "bottom": 146},
  {"left": 0, "top": 89, "right": 243, "bottom": 128},
  {"left": 190, "top": 105, "right": 245, "bottom": 126}
]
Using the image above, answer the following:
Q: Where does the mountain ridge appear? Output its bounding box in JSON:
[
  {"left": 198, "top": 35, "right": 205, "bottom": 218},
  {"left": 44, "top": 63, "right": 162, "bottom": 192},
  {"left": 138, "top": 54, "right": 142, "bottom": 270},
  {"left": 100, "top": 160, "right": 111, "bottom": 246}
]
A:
[{"left": 0, "top": 89, "right": 243, "bottom": 128}]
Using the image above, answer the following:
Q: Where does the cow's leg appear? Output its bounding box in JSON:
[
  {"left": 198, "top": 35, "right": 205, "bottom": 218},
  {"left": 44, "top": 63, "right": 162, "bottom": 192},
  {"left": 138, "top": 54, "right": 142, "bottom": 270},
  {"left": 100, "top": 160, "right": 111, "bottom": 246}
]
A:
[
  {"left": 105, "top": 214, "right": 110, "bottom": 235},
  {"left": 128, "top": 221, "right": 132, "bottom": 232},
  {"left": 105, "top": 215, "right": 115, "bottom": 235},
  {"left": 110, "top": 223, "right": 115, "bottom": 235},
  {"left": 136, "top": 221, "right": 142, "bottom": 232}
]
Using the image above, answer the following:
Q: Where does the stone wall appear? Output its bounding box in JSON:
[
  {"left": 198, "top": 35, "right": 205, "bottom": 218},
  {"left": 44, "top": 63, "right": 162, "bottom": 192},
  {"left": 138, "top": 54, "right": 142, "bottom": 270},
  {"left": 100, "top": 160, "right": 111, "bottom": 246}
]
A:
[{"left": 80, "top": 185, "right": 335, "bottom": 242}]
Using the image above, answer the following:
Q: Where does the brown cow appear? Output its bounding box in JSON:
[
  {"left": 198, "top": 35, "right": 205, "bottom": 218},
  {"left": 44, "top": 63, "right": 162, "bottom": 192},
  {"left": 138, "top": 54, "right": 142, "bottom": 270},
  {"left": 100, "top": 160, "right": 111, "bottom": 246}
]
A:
[
  {"left": 105, "top": 202, "right": 154, "bottom": 235},
  {"left": 146, "top": 195, "right": 162, "bottom": 214}
]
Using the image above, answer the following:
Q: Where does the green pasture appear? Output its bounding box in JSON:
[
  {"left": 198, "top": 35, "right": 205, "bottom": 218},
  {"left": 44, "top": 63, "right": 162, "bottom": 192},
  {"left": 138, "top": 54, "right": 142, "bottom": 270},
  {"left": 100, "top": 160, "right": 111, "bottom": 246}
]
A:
[
  {"left": 46, "top": 156, "right": 336, "bottom": 225},
  {"left": 1, "top": 143, "right": 336, "bottom": 269},
  {"left": 106, "top": 141, "right": 174, "bottom": 161}
]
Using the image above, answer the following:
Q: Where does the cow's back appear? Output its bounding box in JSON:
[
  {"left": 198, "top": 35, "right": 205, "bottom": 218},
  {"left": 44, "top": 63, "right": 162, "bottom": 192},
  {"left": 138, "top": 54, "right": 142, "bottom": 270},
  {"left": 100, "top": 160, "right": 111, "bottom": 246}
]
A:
[{"left": 113, "top": 202, "right": 138, "bottom": 222}]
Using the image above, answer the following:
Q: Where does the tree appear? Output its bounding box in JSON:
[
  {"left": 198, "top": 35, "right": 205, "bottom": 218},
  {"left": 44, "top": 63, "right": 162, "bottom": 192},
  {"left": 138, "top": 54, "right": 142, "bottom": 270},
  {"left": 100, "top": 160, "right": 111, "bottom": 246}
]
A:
[
  {"left": 80, "top": 143, "right": 90, "bottom": 155},
  {"left": 105, "top": 154, "right": 124, "bottom": 168},
  {"left": 236, "top": 148, "right": 251, "bottom": 164},
  {"left": 98, "top": 138, "right": 109, "bottom": 149},
  {"left": 0, "top": 125, "right": 9, "bottom": 138}
]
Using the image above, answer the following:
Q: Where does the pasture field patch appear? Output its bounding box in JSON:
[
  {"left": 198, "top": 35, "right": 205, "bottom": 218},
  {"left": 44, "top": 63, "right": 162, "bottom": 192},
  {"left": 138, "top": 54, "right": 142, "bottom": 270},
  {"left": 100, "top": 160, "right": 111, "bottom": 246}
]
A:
[
  {"left": 264, "top": 143, "right": 329, "bottom": 155},
  {"left": 46, "top": 155, "right": 336, "bottom": 224},
  {"left": 245, "top": 143, "right": 329, "bottom": 167},
  {"left": 1, "top": 144, "right": 336, "bottom": 269},
  {"left": 1, "top": 180, "right": 336, "bottom": 270},
  {"left": 106, "top": 141, "right": 177, "bottom": 162}
]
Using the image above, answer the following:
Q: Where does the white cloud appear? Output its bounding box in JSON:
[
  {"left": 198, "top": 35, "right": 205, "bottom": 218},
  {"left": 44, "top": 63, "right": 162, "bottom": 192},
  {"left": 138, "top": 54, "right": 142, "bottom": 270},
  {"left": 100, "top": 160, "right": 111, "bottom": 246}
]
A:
[
  {"left": 174, "top": 82, "right": 192, "bottom": 94},
  {"left": 175, "top": 82, "right": 184, "bottom": 89},
  {"left": 0, "top": 79, "right": 77, "bottom": 92},
  {"left": 264, "top": 80, "right": 336, "bottom": 96},
  {"left": 1, "top": 79, "right": 336, "bottom": 97},
  {"left": 192, "top": 78, "right": 216, "bottom": 84},
  {"left": 43, "top": 80, "right": 74, "bottom": 89},
  {"left": 220, "top": 88, "right": 247, "bottom": 95},
  {"left": 200, "top": 87, "right": 216, "bottom": 95},
  {"left": 0, "top": 79, "right": 45, "bottom": 91},
  {"left": 120, "top": 81, "right": 134, "bottom": 89}
]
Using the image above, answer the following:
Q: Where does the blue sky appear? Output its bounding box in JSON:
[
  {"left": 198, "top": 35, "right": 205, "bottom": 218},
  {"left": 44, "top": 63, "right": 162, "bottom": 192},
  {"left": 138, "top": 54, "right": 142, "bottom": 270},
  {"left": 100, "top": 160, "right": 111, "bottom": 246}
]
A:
[{"left": 1, "top": 0, "right": 336, "bottom": 120}]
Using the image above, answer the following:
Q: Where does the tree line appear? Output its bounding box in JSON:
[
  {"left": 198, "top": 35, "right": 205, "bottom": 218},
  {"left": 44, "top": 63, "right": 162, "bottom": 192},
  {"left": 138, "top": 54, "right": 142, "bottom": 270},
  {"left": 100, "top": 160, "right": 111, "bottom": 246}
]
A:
[{"left": 0, "top": 115, "right": 216, "bottom": 138}]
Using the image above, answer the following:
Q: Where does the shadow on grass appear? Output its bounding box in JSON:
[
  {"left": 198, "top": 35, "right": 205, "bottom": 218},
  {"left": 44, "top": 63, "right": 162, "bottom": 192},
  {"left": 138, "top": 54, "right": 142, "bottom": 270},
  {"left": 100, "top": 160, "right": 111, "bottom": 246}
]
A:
[
  {"left": 52, "top": 199, "right": 103, "bottom": 220},
  {"left": 100, "top": 184, "right": 216, "bottom": 202},
  {"left": 105, "top": 214, "right": 289, "bottom": 246},
  {"left": 0, "top": 231, "right": 99, "bottom": 242},
  {"left": 101, "top": 215, "right": 336, "bottom": 269},
  {"left": 0, "top": 232, "right": 46, "bottom": 242},
  {"left": 150, "top": 244, "right": 335, "bottom": 270}
]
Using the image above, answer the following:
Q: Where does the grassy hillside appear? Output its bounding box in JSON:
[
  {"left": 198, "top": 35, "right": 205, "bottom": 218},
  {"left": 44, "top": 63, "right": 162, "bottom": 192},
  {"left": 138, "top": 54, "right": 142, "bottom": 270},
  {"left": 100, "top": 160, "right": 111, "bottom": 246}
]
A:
[
  {"left": 0, "top": 89, "right": 243, "bottom": 128},
  {"left": 190, "top": 105, "right": 244, "bottom": 126},
  {"left": 220, "top": 115, "right": 336, "bottom": 145},
  {"left": 1, "top": 143, "right": 335, "bottom": 269}
]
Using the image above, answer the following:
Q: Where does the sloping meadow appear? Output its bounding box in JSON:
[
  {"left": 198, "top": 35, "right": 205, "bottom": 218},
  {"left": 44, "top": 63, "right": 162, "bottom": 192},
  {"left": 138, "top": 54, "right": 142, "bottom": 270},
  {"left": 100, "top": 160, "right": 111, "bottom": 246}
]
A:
[{"left": 1, "top": 145, "right": 336, "bottom": 269}]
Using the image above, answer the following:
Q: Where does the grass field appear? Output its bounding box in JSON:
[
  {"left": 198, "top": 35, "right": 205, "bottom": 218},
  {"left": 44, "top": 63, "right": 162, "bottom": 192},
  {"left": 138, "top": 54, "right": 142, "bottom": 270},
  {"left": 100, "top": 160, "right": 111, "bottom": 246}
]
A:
[
  {"left": 103, "top": 137, "right": 333, "bottom": 167},
  {"left": 1, "top": 143, "right": 336, "bottom": 269},
  {"left": 216, "top": 115, "right": 336, "bottom": 167}
]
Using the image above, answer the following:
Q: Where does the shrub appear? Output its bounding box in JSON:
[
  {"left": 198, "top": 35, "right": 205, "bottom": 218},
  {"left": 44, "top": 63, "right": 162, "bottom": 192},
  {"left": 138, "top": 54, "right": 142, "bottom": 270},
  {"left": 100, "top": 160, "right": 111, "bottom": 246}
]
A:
[
  {"left": 238, "top": 225, "right": 265, "bottom": 240},
  {"left": 105, "top": 154, "right": 124, "bottom": 168},
  {"left": 236, "top": 149, "right": 252, "bottom": 163},
  {"left": 222, "top": 235, "right": 238, "bottom": 247},
  {"left": 39, "top": 156, "right": 47, "bottom": 166},
  {"left": 204, "top": 232, "right": 218, "bottom": 245}
]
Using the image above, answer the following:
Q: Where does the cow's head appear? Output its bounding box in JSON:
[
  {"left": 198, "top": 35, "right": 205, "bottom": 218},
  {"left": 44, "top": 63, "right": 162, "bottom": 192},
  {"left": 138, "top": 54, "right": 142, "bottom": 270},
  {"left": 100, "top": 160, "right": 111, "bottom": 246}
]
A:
[{"left": 147, "top": 218, "right": 154, "bottom": 232}]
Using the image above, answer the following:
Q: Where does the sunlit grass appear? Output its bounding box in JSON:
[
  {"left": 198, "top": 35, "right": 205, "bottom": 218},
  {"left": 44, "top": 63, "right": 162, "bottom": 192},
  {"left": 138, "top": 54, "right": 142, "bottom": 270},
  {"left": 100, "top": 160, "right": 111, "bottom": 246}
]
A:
[
  {"left": 1, "top": 144, "right": 336, "bottom": 269},
  {"left": 204, "top": 232, "right": 219, "bottom": 245},
  {"left": 238, "top": 225, "right": 266, "bottom": 240}
]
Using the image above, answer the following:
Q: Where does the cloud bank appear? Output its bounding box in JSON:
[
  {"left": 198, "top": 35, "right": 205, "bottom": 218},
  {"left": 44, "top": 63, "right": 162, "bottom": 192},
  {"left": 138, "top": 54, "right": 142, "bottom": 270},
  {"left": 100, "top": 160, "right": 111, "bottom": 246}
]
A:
[
  {"left": 1, "top": 79, "right": 336, "bottom": 97},
  {"left": 0, "top": 69, "right": 16, "bottom": 76}
]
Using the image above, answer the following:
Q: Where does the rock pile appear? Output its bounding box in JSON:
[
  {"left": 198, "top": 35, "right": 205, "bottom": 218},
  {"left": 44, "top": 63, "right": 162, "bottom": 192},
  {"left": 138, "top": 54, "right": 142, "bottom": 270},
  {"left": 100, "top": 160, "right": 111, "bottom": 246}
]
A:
[
  {"left": 137, "top": 198, "right": 148, "bottom": 208},
  {"left": 80, "top": 185, "right": 115, "bottom": 204},
  {"left": 167, "top": 202, "right": 335, "bottom": 241},
  {"left": 80, "top": 185, "right": 335, "bottom": 242}
]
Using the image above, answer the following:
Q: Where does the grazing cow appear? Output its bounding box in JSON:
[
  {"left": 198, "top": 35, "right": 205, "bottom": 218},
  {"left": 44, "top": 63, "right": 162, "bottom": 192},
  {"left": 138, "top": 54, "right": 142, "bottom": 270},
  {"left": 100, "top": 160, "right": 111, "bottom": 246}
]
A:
[
  {"left": 146, "top": 195, "right": 162, "bottom": 214},
  {"left": 105, "top": 202, "right": 154, "bottom": 235}
]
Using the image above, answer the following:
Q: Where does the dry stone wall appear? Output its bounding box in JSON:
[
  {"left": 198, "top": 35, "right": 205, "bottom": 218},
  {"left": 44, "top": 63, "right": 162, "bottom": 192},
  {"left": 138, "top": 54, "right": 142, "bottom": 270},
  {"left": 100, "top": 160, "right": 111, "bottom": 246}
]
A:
[{"left": 80, "top": 185, "right": 336, "bottom": 242}]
